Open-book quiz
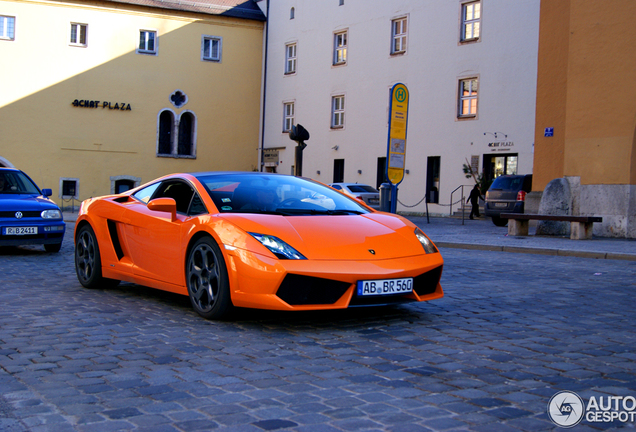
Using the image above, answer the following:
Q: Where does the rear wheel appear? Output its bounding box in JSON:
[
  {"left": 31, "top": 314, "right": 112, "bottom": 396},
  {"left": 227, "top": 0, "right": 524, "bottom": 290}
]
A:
[
  {"left": 75, "top": 225, "right": 119, "bottom": 288},
  {"left": 186, "top": 237, "right": 232, "bottom": 320},
  {"left": 492, "top": 216, "right": 508, "bottom": 227}
]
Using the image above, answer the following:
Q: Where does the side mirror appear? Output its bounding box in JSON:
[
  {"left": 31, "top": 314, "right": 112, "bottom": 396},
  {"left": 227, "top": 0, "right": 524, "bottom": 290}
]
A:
[
  {"left": 41, "top": 189, "right": 52, "bottom": 197},
  {"left": 147, "top": 197, "right": 177, "bottom": 222}
]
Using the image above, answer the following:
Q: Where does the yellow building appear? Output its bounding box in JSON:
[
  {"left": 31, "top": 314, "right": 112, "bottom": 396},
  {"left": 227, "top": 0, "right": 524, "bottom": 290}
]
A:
[
  {"left": 0, "top": 0, "right": 264, "bottom": 207},
  {"left": 532, "top": 0, "right": 636, "bottom": 238}
]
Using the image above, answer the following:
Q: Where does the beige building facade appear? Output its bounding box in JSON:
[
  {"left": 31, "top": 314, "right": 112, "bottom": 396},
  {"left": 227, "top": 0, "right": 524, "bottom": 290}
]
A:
[
  {"left": 533, "top": 0, "right": 636, "bottom": 238},
  {"left": 0, "top": 0, "right": 264, "bottom": 207}
]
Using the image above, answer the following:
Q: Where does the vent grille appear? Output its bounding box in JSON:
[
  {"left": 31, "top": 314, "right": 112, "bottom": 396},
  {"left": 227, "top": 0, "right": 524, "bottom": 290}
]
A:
[{"left": 276, "top": 274, "right": 351, "bottom": 305}]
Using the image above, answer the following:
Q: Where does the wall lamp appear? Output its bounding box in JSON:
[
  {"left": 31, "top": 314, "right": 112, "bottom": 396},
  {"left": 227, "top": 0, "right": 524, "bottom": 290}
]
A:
[
  {"left": 484, "top": 131, "right": 508, "bottom": 139},
  {"left": 316, "top": 170, "right": 321, "bottom": 175},
  {"left": 357, "top": 170, "right": 362, "bottom": 174},
  {"left": 331, "top": 145, "right": 339, "bottom": 151}
]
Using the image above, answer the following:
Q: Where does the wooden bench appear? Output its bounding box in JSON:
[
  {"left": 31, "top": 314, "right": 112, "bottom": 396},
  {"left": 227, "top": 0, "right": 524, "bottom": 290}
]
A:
[{"left": 500, "top": 213, "right": 603, "bottom": 240}]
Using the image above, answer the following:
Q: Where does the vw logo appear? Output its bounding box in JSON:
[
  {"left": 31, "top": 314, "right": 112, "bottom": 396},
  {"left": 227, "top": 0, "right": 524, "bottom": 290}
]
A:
[{"left": 14, "top": 211, "right": 23, "bottom": 219}]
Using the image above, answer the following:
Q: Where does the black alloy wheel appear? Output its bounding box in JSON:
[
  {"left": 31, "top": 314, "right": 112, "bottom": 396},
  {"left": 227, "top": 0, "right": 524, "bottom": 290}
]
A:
[
  {"left": 75, "top": 224, "right": 119, "bottom": 288},
  {"left": 186, "top": 236, "right": 232, "bottom": 319}
]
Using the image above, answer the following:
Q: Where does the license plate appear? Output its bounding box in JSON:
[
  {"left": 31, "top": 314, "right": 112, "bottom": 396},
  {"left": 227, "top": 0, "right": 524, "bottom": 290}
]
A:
[
  {"left": 4, "top": 226, "right": 38, "bottom": 235},
  {"left": 357, "top": 277, "right": 413, "bottom": 296},
  {"left": 494, "top": 203, "right": 508, "bottom": 208},
  {"left": 368, "top": 198, "right": 379, "bottom": 204}
]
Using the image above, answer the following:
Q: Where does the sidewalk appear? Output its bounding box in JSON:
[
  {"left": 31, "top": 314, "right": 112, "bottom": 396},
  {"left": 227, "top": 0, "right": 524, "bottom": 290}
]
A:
[
  {"left": 63, "top": 211, "right": 636, "bottom": 261},
  {"left": 407, "top": 215, "right": 636, "bottom": 261}
]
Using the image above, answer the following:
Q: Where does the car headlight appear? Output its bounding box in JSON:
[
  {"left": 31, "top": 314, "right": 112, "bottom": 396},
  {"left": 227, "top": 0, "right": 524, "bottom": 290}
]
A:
[
  {"left": 415, "top": 228, "right": 438, "bottom": 254},
  {"left": 41, "top": 209, "right": 62, "bottom": 219},
  {"left": 249, "top": 233, "right": 307, "bottom": 260}
]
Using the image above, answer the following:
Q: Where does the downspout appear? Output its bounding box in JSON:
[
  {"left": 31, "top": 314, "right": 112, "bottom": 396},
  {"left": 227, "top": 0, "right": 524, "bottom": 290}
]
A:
[{"left": 259, "top": 0, "right": 270, "bottom": 172}]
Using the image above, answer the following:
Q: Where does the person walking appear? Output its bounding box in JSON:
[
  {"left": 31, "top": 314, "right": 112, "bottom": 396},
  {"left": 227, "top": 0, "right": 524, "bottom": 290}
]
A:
[{"left": 466, "top": 184, "right": 483, "bottom": 220}]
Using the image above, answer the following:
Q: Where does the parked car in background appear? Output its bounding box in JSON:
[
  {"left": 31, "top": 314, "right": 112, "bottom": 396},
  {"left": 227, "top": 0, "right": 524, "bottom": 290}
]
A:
[
  {"left": 329, "top": 183, "right": 380, "bottom": 209},
  {"left": 484, "top": 174, "right": 533, "bottom": 226},
  {"left": 0, "top": 167, "right": 65, "bottom": 252}
]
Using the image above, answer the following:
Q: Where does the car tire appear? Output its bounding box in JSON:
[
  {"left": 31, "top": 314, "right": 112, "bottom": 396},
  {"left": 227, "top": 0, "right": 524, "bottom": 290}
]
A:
[
  {"left": 186, "top": 236, "right": 232, "bottom": 320},
  {"left": 75, "top": 224, "right": 119, "bottom": 288},
  {"left": 44, "top": 243, "right": 62, "bottom": 253},
  {"left": 492, "top": 216, "right": 508, "bottom": 227}
]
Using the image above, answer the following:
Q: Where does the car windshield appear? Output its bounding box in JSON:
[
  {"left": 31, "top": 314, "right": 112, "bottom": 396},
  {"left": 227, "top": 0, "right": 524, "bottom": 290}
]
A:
[
  {"left": 490, "top": 176, "right": 523, "bottom": 190},
  {"left": 347, "top": 185, "right": 378, "bottom": 193},
  {"left": 197, "top": 173, "right": 371, "bottom": 216},
  {"left": 0, "top": 171, "right": 41, "bottom": 195}
]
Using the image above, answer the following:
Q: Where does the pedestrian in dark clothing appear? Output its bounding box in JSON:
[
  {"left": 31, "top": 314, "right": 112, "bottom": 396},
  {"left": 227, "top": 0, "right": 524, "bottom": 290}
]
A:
[{"left": 467, "top": 184, "right": 483, "bottom": 220}]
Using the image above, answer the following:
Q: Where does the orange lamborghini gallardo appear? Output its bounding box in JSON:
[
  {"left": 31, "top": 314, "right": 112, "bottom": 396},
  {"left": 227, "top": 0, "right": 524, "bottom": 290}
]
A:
[{"left": 74, "top": 172, "right": 443, "bottom": 319}]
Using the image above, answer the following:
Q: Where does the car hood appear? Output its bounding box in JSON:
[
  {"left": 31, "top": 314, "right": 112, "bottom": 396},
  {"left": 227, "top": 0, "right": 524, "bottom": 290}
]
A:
[
  {"left": 0, "top": 194, "right": 59, "bottom": 211},
  {"left": 218, "top": 212, "right": 425, "bottom": 260}
]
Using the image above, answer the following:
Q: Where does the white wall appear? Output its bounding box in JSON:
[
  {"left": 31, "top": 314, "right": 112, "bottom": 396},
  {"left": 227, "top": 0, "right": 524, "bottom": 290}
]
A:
[{"left": 262, "top": 0, "right": 540, "bottom": 214}]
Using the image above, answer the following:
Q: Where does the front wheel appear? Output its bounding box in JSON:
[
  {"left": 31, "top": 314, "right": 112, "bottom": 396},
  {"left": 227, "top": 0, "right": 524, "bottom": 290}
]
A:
[
  {"left": 186, "top": 237, "right": 232, "bottom": 320},
  {"left": 75, "top": 224, "right": 119, "bottom": 288}
]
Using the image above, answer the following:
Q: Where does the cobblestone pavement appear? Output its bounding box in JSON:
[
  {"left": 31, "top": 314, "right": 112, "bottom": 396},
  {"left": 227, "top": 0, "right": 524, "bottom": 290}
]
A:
[{"left": 0, "top": 223, "right": 635, "bottom": 432}]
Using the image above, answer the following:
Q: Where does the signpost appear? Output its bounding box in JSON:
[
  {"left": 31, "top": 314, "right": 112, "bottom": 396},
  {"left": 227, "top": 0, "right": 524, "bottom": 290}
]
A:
[{"left": 386, "top": 83, "right": 409, "bottom": 213}]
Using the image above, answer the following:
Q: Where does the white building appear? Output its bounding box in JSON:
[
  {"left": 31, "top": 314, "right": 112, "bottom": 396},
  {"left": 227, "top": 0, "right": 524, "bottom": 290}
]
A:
[{"left": 259, "top": 0, "right": 540, "bottom": 215}]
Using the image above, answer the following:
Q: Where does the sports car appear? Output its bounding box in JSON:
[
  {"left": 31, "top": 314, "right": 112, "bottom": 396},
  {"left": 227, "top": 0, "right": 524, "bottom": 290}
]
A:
[
  {"left": 0, "top": 167, "right": 66, "bottom": 252},
  {"left": 74, "top": 172, "right": 443, "bottom": 319}
]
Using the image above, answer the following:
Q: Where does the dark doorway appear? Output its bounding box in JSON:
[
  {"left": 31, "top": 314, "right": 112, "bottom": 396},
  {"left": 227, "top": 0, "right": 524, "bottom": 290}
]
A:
[
  {"left": 376, "top": 157, "right": 386, "bottom": 189},
  {"left": 333, "top": 159, "right": 344, "bottom": 183},
  {"left": 426, "top": 156, "right": 440, "bottom": 204},
  {"left": 483, "top": 153, "right": 518, "bottom": 184}
]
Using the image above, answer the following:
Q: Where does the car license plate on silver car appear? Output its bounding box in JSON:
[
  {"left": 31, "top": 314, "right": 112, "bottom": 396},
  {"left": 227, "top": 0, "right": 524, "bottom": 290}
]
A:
[
  {"left": 494, "top": 203, "right": 508, "bottom": 208},
  {"left": 4, "top": 227, "right": 37, "bottom": 235},
  {"left": 357, "top": 277, "right": 413, "bottom": 296}
]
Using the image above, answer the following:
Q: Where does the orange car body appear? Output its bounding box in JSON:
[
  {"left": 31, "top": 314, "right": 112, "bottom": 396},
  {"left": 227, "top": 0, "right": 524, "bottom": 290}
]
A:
[{"left": 75, "top": 172, "right": 443, "bottom": 314}]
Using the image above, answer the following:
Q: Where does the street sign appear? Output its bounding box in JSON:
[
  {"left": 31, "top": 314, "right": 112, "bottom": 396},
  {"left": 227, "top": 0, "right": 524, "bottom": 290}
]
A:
[
  {"left": 544, "top": 127, "right": 554, "bottom": 137},
  {"left": 386, "top": 83, "right": 409, "bottom": 186}
]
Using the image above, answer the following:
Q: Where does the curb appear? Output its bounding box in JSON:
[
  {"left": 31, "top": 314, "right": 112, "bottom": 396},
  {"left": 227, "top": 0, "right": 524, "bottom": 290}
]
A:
[{"left": 435, "top": 242, "right": 636, "bottom": 261}]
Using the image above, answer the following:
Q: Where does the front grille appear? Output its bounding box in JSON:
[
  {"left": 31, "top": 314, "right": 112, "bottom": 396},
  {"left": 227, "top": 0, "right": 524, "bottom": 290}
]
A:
[
  {"left": 0, "top": 211, "right": 41, "bottom": 218},
  {"left": 276, "top": 274, "right": 351, "bottom": 305},
  {"left": 413, "top": 265, "right": 443, "bottom": 296}
]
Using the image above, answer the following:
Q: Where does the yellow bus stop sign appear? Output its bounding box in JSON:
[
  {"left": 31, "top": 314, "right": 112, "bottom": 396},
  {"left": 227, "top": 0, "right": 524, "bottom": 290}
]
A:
[{"left": 386, "top": 83, "right": 409, "bottom": 185}]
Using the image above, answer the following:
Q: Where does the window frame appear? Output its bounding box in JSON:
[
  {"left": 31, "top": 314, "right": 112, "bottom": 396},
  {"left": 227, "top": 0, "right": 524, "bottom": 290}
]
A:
[
  {"left": 460, "top": 1, "right": 481, "bottom": 43},
  {"left": 333, "top": 30, "right": 348, "bottom": 66},
  {"left": 458, "top": 77, "right": 479, "bottom": 119},
  {"left": 285, "top": 42, "right": 297, "bottom": 74},
  {"left": 331, "top": 95, "right": 345, "bottom": 129},
  {"left": 0, "top": 15, "right": 15, "bottom": 41},
  {"left": 70, "top": 22, "right": 87, "bottom": 47},
  {"left": 391, "top": 16, "right": 407, "bottom": 55},
  {"left": 283, "top": 101, "right": 295, "bottom": 133},
  {"left": 137, "top": 29, "right": 157, "bottom": 55},
  {"left": 156, "top": 109, "right": 197, "bottom": 158},
  {"left": 59, "top": 178, "right": 80, "bottom": 200},
  {"left": 201, "top": 35, "right": 222, "bottom": 62}
]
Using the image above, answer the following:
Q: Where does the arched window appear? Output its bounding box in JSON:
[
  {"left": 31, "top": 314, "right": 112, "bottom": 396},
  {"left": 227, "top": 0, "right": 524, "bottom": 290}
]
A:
[
  {"left": 178, "top": 112, "right": 194, "bottom": 156},
  {"left": 290, "top": 7, "right": 295, "bottom": 19},
  {"left": 158, "top": 110, "right": 174, "bottom": 155}
]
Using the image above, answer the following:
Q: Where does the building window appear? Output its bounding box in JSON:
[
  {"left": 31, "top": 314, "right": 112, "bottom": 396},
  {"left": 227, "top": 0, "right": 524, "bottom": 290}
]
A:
[
  {"left": 461, "top": 1, "right": 481, "bottom": 42},
  {"left": 157, "top": 110, "right": 196, "bottom": 158},
  {"left": 138, "top": 30, "right": 157, "bottom": 54},
  {"left": 110, "top": 176, "right": 141, "bottom": 194},
  {"left": 0, "top": 15, "right": 15, "bottom": 40},
  {"left": 60, "top": 178, "right": 79, "bottom": 200},
  {"left": 70, "top": 23, "right": 87, "bottom": 46},
  {"left": 202, "top": 36, "right": 221, "bottom": 62},
  {"left": 283, "top": 102, "right": 294, "bottom": 132},
  {"left": 333, "top": 31, "right": 347, "bottom": 65},
  {"left": 285, "top": 43, "right": 297, "bottom": 74},
  {"left": 290, "top": 7, "right": 295, "bottom": 19},
  {"left": 177, "top": 112, "right": 194, "bottom": 156},
  {"left": 391, "top": 17, "right": 407, "bottom": 54},
  {"left": 331, "top": 95, "right": 345, "bottom": 128},
  {"left": 458, "top": 78, "right": 478, "bottom": 117}
]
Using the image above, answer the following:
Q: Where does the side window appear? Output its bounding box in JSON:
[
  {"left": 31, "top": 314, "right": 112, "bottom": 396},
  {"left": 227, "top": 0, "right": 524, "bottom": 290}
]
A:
[
  {"left": 153, "top": 181, "right": 195, "bottom": 214},
  {"left": 458, "top": 78, "right": 478, "bottom": 118},
  {"left": 70, "top": 23, "right": 87, "bottom": 46},
  {"left": 202, "top": 35, "right": 222, "bottom": 62},
  {"left": 283, "top": 102, "right": 294, "bottom": 132},
  {"left": 285, "top": 43, "right": 297, "bottom": 74},
  {"left": 333, "top": 31, "right": 347, "bottom": 65},
  {"left": 391, "top": 17, "right": 407, "bottom": 54},
  {"left": 461, "top": 1, "right": 481, "bottom": 42},
  {"left": 133, "top": 182, "right": 161, "bottom": 204},
  {"left": 188, "top": 194, "right": 207, "bottom": 216},
  {"left": 138, "top": 29, "right": 157, "bottom": 54}
]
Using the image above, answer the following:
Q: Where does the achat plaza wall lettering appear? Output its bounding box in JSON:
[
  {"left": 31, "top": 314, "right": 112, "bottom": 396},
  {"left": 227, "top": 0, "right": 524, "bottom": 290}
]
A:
[{"left": 72, "top": 100, "right": 132, "bottom": 111}]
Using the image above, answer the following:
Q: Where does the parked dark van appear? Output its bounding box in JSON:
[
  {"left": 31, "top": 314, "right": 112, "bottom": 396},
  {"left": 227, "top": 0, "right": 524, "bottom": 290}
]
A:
[{"left": 484, "top": 174, "right": 532, "bottom": 226}]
